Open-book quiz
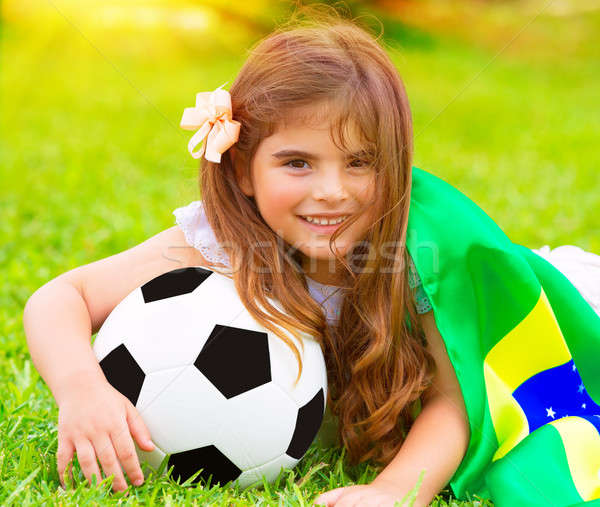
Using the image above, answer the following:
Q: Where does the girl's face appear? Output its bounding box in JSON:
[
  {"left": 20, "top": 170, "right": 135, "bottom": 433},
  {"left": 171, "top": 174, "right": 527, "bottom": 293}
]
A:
[{"left": 235, "top": 114, "right": 376, "bottom": 285}]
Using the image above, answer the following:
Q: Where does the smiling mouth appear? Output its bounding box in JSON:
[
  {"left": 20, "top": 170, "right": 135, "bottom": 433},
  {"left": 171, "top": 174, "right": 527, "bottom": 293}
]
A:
[{"left": 298, "top": 215, "right": 348, "bottom": 234}]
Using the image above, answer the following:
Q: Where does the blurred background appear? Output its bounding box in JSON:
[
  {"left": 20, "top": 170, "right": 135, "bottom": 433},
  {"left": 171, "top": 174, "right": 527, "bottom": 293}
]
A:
[
  {"left": 0, "top": 0, "right": 598, "bottom": 500},
  {"left": 2, "top": 0, "right": 599, "bottom": 297}
]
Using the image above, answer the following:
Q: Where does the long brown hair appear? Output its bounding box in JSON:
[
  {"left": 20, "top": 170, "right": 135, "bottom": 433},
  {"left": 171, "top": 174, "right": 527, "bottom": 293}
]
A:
[{"left": 197, "top": 3, "right": 436, "bottom": 468}]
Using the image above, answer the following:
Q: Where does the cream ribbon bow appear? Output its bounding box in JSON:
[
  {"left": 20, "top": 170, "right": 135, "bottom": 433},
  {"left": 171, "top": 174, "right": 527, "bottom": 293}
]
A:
[{"left": 180, "top": 81, "right": 241, "bottom": 163}]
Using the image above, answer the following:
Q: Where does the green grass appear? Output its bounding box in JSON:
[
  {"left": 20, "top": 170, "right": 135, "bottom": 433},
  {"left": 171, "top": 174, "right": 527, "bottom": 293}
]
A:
[{"left": 2, "top": 0, "right": 599, "bottom": 504}]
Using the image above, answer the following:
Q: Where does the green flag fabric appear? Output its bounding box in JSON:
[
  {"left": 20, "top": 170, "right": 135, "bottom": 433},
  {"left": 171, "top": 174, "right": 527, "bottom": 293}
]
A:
[{"left": 406, "top": 166, "right": 600, "bottom": 506}]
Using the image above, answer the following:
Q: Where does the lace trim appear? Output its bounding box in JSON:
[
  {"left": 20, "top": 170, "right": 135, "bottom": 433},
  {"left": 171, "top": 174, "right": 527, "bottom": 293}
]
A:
[
  {"left": 407, "top": 254, "right": 433, "bottom": 314},
  {"left": 172, "top": 200, "right": 232, "bottom": 270},
  {"left": 414, "top": 284, "right": 433, "bottom": 314}
]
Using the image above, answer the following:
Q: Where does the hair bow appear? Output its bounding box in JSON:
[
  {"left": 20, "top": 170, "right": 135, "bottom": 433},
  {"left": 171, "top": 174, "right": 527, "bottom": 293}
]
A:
[{"left": 180, "top": 82, "right": 241, "bottom": 163}]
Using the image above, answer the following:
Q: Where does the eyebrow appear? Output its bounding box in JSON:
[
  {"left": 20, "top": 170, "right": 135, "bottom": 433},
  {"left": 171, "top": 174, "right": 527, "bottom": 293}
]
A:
[{"left": 271, "top": 149, "right": 371, "bottom": 160}]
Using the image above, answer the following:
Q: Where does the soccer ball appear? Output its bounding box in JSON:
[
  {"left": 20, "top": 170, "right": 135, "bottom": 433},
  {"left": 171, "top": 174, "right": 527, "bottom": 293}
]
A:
[{"left": 92, "top": 266, "right": 327, "bottom": 488}]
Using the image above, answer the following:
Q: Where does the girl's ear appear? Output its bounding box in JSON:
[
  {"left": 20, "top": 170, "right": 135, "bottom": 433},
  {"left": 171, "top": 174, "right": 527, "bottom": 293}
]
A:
[{"left": 231, "top": 148, "right": 254, "bottom": 197}]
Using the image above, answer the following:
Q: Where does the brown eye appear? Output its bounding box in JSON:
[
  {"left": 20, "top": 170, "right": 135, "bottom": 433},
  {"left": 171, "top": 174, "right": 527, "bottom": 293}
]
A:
[
  {"left": 350, "top": 159, "right": 372, "bottom": 170},
  {"left": 285, "top": 159, "right": 309, "bottom": 169}
]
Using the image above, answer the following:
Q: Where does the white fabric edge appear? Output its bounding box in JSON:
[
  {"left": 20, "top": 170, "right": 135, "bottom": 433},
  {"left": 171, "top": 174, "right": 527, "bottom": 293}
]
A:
[{"left": 530, "top": 244, "right": 600, "bottom": 314}]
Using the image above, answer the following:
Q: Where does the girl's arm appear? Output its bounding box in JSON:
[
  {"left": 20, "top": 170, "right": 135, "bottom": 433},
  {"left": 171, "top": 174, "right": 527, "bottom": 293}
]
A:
[
  {"left": 313, "top": 310, "right": 469, "bottom": 507},
  {"left": 23, "top": 225, "right": 207, "bottom": 492},
  {"left": 370, "top": 309, "right": 470, "bottom": 505}
]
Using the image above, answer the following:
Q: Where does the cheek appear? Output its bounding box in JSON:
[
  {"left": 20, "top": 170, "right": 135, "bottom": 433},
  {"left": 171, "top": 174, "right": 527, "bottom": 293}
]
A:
[
  {"left": 256, "top": 172, "right": 305, "bottom": 218},
  {"left": 348, "top": 175, "right": 376, "bottom": 206},
  {"left": 350, "top": 177, "right": 377, "bottom": 228}
]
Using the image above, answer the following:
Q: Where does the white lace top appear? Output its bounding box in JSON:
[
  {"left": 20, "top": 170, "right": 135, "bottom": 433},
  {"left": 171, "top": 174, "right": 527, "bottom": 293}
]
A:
[{"left": 173, "top": 200, "right": 434, "bottom": 325}]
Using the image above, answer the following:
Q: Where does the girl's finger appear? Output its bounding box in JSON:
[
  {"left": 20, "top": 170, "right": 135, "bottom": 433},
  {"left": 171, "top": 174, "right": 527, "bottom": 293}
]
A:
[
  {"left": 313, "top": 486, "right": 352, "bottom": 506},
  {"left": 125, "top": 401, "right": 155, "bottom": 452},
  {"left": 92, "top": 433, "right": 128, "bottom": 492},
  {"left": 74, "top": 438, "right": 103, "bottom": 489},
  {"left": 56, "top": 437, "right": 75, "bottom": 489},
  {"left": 110, "top": 422, "right": 144, "bottom": 486}
]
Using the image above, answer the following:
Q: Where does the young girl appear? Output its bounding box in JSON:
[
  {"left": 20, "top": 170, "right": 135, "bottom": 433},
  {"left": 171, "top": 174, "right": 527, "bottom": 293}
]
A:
[{"left": 23, "top": 5, "right": 600, "bottom": 506}]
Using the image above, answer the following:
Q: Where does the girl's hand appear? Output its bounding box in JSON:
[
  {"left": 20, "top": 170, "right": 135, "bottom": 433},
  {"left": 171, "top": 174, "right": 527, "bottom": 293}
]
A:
[
  {"left": 312, "top": 480, "right": 407, "bottom": 507},
  {"left": 56, "top": 375, "right": 155, "bottom": 493}
]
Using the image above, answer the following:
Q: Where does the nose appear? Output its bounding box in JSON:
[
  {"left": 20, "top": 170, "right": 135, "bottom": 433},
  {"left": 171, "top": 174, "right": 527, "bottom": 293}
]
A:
[{"left": 312, "top": 167, "right": 350, "bottom": 202}]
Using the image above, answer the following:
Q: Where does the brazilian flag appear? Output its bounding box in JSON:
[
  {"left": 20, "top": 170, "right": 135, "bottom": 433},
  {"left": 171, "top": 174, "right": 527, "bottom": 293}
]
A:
[{"left": 406, "top": 167, "right": 600, "bottom": 506}]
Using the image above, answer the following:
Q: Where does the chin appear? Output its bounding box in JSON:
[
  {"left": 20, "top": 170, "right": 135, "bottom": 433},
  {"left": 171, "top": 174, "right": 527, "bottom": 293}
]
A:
[{"left": 299, "top": 244, "right": 350, "bottom": 260}]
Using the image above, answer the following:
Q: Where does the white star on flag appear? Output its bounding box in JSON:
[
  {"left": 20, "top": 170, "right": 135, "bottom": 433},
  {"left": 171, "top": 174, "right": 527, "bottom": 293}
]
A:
[{"left": 546, "top": 407, "right": 556, "bottom": 419}]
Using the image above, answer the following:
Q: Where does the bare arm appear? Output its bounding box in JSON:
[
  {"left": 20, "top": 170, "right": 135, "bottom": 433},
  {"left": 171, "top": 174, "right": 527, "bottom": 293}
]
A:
[
  {"left": 371, "top": 395, "right": 469, "bottom": 505},
  {"left": 371, "top": 309, "right": 470, "bottom": 506},
  {"left": 23, "top": 225, "right": 204, "bottom": 403},
  {"left": 313, "top": 309, "right": 470, "bottom": 507},
  {"left": 23, "top": 280, "right": 106, "bottom": 406},
  {"left": 22, "top": 225, "right": 208, "bottom": 492}
]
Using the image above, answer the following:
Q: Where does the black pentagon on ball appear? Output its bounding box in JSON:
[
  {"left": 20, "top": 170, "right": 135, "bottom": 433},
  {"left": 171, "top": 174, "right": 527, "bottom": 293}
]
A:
[
  {"left": 167, "top": 445, "right": 242, "bottom": 486},
  {"left": 141, "top": 267, "right": 213, "bottom": 303},
  {"left": 286, "top": 388, "right": 325, "bottom": 459},
  {"left": 99, "top": 344, "right": 145, "bottom": 406},
  {"left": 194, "top": 324, "right": 271, "bottom": 399}
]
